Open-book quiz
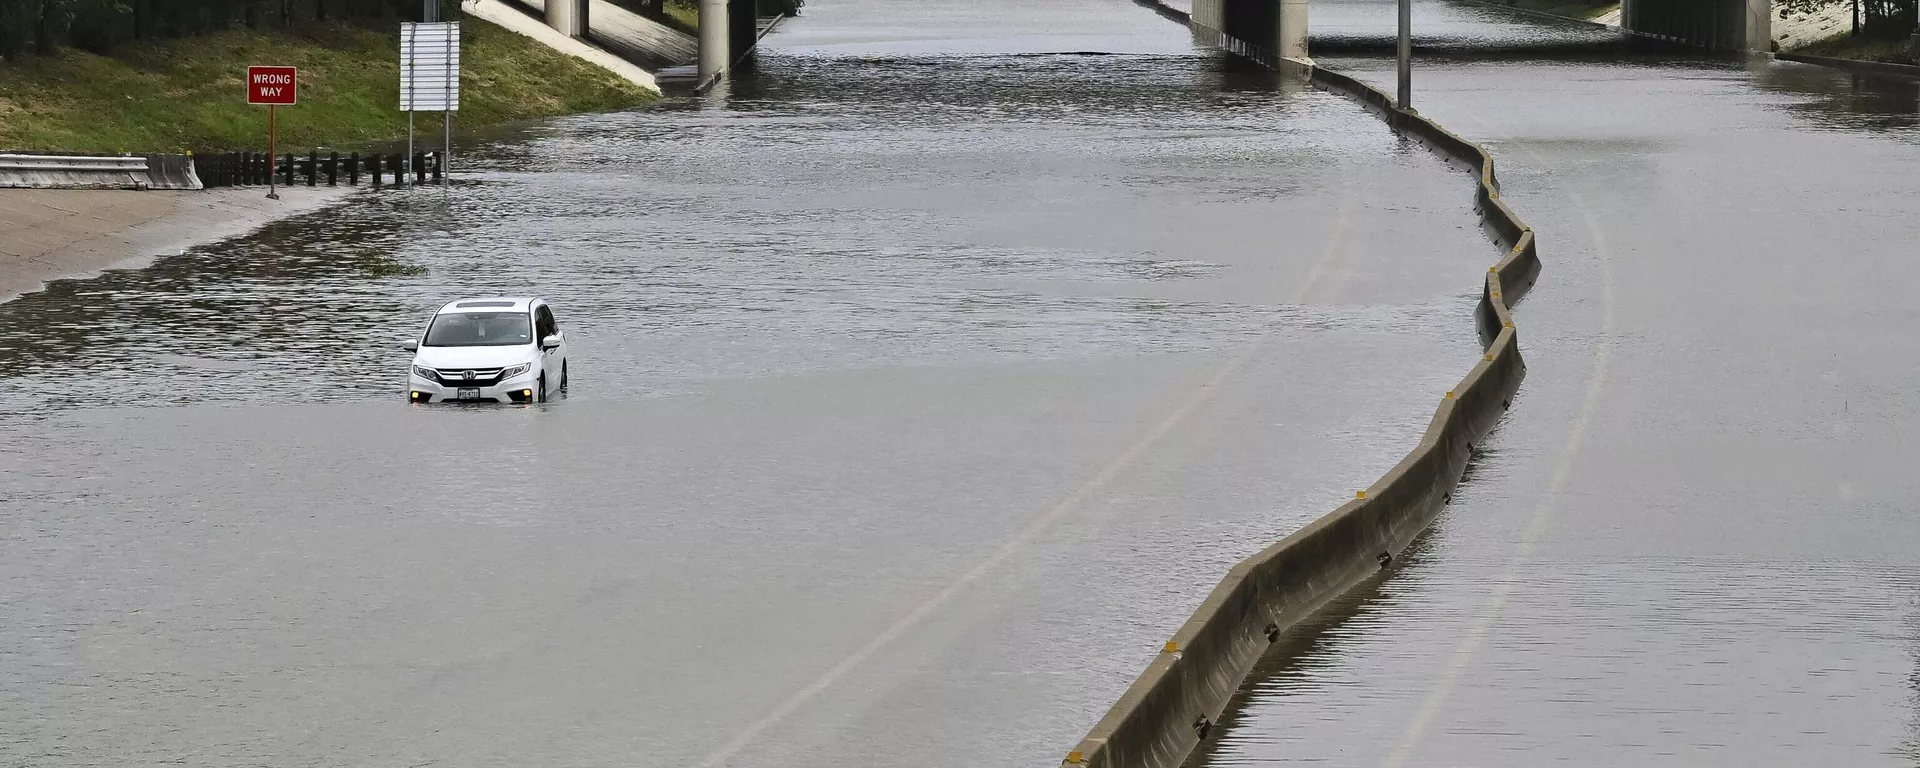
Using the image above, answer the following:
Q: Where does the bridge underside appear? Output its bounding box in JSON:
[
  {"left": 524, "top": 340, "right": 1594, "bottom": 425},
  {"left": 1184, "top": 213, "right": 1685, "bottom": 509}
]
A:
[
  {"left": 1192, "top": 0, "right": 1309, "bottom": 64},
  {"left": 1623, "top": 0, "right": 1772, "bottom": 51},
  {"left": 1191, "top": 0, "right": 1771, "bottom": 63},
  {"left": 540, "top": 0, "right": 764, "bottom": 77}
]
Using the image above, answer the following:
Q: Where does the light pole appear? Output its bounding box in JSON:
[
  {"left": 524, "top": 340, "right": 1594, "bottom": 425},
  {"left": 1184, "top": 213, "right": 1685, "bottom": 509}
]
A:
[{"left": 1397, "top": 0, "right": 1412, "bottom": 110}]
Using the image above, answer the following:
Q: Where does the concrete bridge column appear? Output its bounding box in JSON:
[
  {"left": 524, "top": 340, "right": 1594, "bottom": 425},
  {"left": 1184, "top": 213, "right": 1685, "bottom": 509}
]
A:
[
  {"left": 1742, "top": 0, "right": 1771, "bottom": 51},
  {"left": 1278, "top": 0, "right": 1309, "bottom": 61},
  {"left": 698, "top": 0, "right": 729, "bottom": 81},
  {"left": 546, "top": 0, "right": 586, "bottom": 37}
]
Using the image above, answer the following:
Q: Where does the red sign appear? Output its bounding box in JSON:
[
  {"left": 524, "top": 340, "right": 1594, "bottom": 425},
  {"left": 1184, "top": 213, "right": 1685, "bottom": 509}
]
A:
[{"left": 248, "top": 66, "right": 297, "bottom": 105}]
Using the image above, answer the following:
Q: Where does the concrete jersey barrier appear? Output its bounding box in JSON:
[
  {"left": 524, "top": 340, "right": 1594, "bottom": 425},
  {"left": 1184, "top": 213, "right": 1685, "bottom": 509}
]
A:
[
  {"left": 145, "top": 153, "right": 205, "bottom": 190},
  {"left": 1059, "top": 64, "right": 1542, "bottom": 768},
  {"left": 0, "top": 154, "right": 152, "bottom": 190}
]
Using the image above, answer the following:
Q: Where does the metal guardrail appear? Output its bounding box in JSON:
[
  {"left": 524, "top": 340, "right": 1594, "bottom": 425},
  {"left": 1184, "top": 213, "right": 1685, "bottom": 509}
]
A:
[{"left": 0, "top": 153, "right": 152, "bottom": 190}]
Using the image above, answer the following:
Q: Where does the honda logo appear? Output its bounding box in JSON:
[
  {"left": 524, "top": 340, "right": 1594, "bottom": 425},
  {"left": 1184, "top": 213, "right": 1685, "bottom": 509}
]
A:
[{"left": 461, "top": 370, "right": 476, "bottom": 380}]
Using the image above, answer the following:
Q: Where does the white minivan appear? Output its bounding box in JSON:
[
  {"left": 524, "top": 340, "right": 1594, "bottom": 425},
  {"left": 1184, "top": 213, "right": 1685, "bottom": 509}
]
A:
[{"left": 404, "top": 297, "right": 569, "bottom": 404}]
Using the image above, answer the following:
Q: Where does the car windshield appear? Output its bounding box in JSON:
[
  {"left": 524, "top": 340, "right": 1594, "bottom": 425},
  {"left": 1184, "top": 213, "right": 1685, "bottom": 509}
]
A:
[{"left": 423, "top": 312, "right": 533, "bottom": 347}]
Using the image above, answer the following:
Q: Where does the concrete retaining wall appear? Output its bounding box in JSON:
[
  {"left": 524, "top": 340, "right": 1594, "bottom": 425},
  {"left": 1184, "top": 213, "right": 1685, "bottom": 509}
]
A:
[
  {"left": 0, "top": 154, "right": 151, "bottom": 190},
  {"left": 1059, "top": 66, "right": 1542, "bottom": 768}
]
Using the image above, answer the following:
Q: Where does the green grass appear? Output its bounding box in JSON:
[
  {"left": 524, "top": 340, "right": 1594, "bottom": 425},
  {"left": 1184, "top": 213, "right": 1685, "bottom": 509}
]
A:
[
  {"left": 664, "top": 0, "right": 700, "bottom": 29},
  {"left": 1795, "top": 31, "right": 1918, "bottom": 64},
  {"left": 0, "top": 14, "right": 657, "bottom": 153}
]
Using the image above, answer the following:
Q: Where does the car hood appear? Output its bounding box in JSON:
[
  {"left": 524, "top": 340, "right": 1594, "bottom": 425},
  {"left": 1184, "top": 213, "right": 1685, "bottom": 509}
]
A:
[{"left": 412, "top": 346, "right": 537, "bottom": 369}]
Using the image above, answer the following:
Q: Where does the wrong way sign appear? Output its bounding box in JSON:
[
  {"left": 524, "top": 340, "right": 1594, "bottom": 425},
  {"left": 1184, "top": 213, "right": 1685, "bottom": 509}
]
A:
[{"left": 248, "top": 66, "right": 297, "bottom": 105}]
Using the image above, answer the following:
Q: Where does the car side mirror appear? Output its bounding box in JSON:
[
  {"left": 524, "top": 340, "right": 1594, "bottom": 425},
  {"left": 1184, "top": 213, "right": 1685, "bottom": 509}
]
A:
[
  {"left": 402, "top": 339, "right": 419, "bottom": 352},
  {"left": 540, "top": 335, "right": 562, "bottom": 350}
]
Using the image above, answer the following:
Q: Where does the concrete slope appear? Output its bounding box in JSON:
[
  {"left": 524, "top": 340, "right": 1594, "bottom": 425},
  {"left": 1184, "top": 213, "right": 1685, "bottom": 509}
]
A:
[
  {"left": 461, "top": 0, "right": 661, "bottom": 92},
  {"left": 518, "top": 0, "right": 698, "bottom": 69}
]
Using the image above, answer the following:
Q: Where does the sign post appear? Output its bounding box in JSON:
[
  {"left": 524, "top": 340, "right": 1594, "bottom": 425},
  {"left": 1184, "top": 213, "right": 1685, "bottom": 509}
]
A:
[
  {"left": 400, "top": 22, "right": 460, "bottom": 187},
  {"left": 248, "top": 66, "right": 297, "bottom": 199},
  {"left": 1396, "top": 0, "right": 1411, "bottom": 110}
]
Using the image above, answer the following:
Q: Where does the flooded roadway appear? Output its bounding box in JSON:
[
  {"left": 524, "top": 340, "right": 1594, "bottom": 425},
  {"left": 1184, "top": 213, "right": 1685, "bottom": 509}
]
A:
[
  {"left": 1196, "top": 1, "right": 1920, "bottom": 766},
  {"left": 0, "top": 0, "right": 1512, "bottom": 765}
]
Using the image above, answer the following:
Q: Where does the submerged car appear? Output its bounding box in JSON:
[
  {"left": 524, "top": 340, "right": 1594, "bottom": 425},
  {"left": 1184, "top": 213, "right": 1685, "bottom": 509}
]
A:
[{"left": 404, "top": 297, "right": 570, "bottom": 404}]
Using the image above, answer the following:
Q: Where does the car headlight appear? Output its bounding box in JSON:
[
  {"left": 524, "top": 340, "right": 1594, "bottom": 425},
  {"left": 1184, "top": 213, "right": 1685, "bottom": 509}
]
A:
[
  {"left": 412, "top": 365, "right": 439, "bottom": 381},
  {"left": 499, "top": 363, "right": 532, "bottom": 379}
]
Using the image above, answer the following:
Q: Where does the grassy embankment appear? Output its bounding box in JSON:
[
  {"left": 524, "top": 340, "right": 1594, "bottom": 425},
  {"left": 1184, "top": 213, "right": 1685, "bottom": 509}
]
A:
[
  {"left": 1795, "top": 33, "right": 1918, "bottom": 64},
  {"left": 664, "top": 0, "right": 700, "bottom": 28},
  {"left": 0, "top": 14, "right": 656, "bottom": 154}
]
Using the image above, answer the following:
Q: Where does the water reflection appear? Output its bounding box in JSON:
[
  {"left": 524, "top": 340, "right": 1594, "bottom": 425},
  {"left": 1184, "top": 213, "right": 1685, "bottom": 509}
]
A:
[
  {"left": 1179, "top": 532, "right": 1435, "bottom": 768},
  {"left": 0, "top": 201, "right": 426, "bottom": 401},
  {"left": 1751, "top": 60, "right": 1920, "bottom": 134}
]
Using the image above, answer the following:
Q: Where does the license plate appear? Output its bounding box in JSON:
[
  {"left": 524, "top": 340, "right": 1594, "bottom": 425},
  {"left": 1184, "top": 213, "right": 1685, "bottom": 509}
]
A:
[{"left": 457, "top": 388, "right": 481, "bottom": 400}]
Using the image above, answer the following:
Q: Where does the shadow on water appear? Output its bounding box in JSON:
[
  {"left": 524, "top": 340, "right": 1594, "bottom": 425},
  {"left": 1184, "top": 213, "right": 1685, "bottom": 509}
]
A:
[
  {"left": 1178, "top": 528, "right": 1441, "bottom": 768},
  {"left": 1310, "top": 34, "right": 1698, "bottom": 59},
  {"left": 710, "top": 50, "right": 1313, "bottom": 111},
  {"left": 1177, "top": 434, "right": 1503, "bottom": 766},
  {"left": 1750, "top": 60, "right": 1920, "bottom": 134}
]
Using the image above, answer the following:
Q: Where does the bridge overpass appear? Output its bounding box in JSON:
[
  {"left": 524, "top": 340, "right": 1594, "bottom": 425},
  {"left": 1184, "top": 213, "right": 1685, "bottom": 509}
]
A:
[
  {"left": 1192, "top": 0, "right": 1770, "bottom": 63},
  {"left": 535, "top": 0, "right": 773, "bottom": 84}
]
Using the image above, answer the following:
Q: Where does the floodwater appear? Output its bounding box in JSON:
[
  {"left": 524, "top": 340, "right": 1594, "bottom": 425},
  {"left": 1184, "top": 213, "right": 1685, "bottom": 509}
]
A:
[
  {"left": 1195, "top": 1, "right": 1920, "bottom": 766},
  {"left": 0, "top": 0, "right": 1512, "bottom": 766}
]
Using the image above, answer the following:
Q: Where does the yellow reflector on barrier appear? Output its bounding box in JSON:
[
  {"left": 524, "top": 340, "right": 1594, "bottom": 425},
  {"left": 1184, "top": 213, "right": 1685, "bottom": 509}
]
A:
[
  {"left": 1163, "top": 641, "right": 1179, "bottom": 653},
  {"left": 1356, "top": 490, "right": 1367, "bottom": 499},
  {"left": 1445, "top": 391, "right": 1455, "bottom": 399},
  {"left": 1066, "top": 751, "right": 1085, "bottom": 764},
  {"left": 1484, "top": 353, "right": 1494, "bottom": 361}
]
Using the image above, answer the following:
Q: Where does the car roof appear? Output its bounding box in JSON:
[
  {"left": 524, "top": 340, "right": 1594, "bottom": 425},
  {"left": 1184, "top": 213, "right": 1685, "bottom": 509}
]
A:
[{"left": 437, "top": 297, "right": 539, "bottom": 314}]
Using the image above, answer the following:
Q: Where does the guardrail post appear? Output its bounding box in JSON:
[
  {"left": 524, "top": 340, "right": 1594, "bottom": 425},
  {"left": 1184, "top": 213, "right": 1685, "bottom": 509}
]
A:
[
  {"left": 306, "top": 150, "right": 317, "bottom": 186},
  {"left": 431, "top": 152, "right": 442, "bottom": 183},
  {"left": 348, "top": 152, "right": 360, "bottom": 185},
  {"left": 282, "top": 153, "right": 295, "bottom": 186},
  {"left": 414, "top": 153, "right": 427, "bottom": 185},
  {"left": 390, "top": 154, "right": 403, "bottom": 186}
]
